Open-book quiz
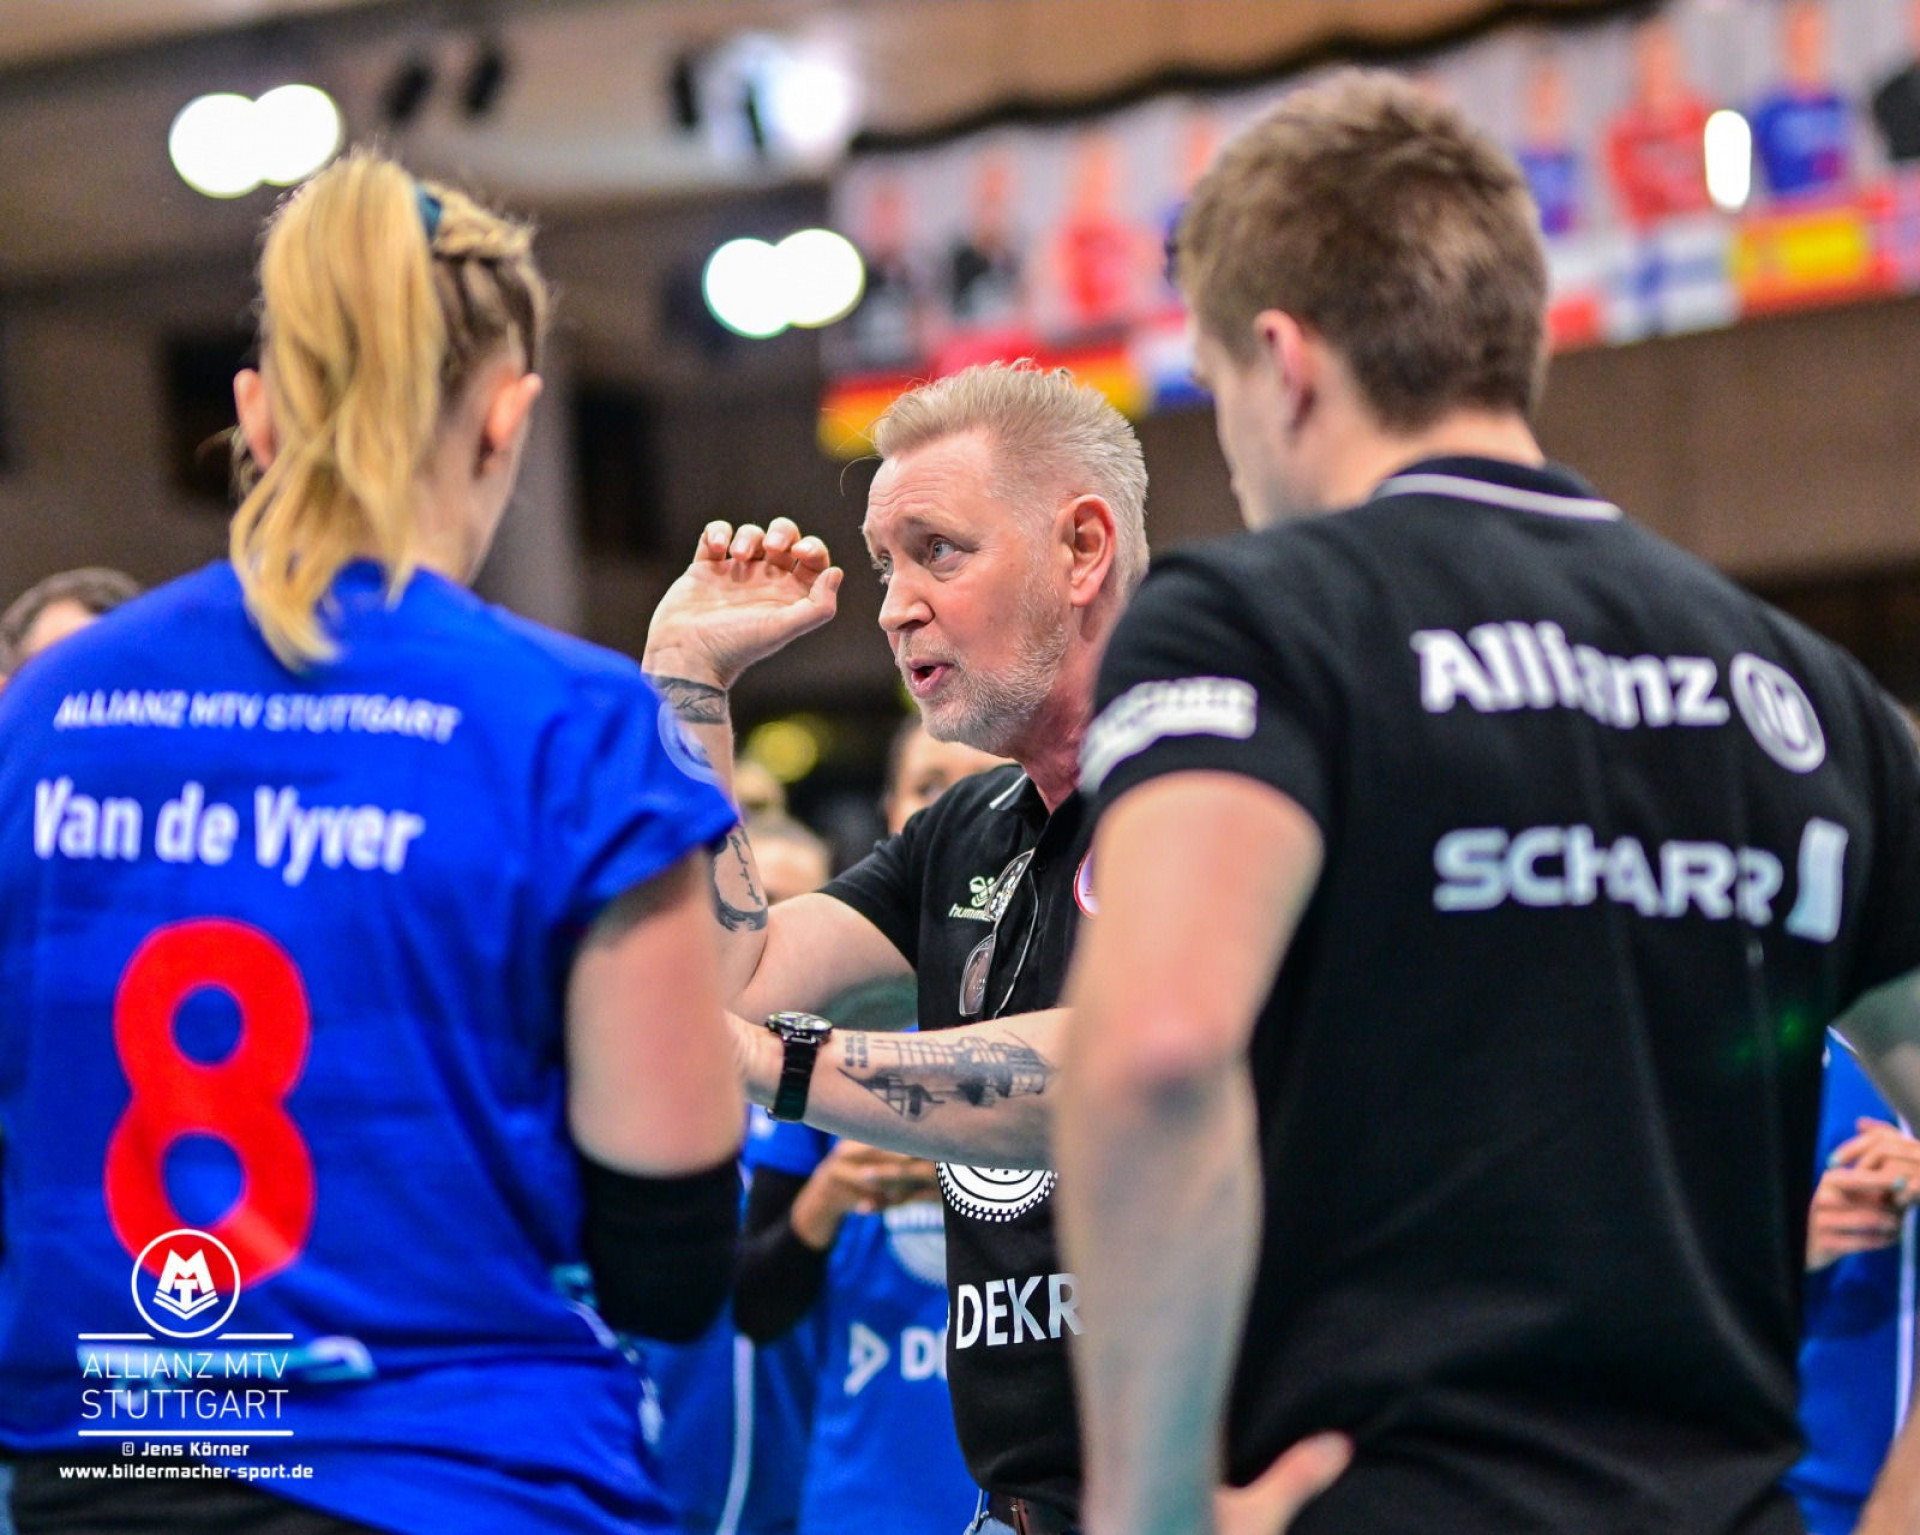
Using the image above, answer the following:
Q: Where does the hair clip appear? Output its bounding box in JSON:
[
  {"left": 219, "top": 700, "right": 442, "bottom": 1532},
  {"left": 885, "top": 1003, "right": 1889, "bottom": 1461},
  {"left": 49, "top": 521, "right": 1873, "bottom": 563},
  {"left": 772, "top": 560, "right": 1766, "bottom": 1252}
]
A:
[{"left": 415, "top": 184, "right": 443, "bottom": 245}]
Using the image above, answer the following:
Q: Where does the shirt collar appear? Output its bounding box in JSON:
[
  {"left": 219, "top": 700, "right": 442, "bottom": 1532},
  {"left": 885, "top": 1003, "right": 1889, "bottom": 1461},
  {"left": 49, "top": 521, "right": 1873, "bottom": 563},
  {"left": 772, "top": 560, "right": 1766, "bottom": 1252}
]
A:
[{"left": 1368, "top": 455, "right": 1621, "bottom": 522}]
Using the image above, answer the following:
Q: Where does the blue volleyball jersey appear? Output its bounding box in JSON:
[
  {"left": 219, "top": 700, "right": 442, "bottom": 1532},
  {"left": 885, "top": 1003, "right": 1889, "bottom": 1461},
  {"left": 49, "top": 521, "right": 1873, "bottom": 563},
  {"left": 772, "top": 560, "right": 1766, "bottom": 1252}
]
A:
[
  {"left": 0, "top": 562, "right": 737, "bottom": 1534},
  {"left": 1786, "top": 1034, "right": 1915, "bottom": 1533},
  {"left": 634, "top": 1136, "right": 816, "bottom": 1535},
  {"left": 634, "top": 1303, "right": 816, "bottom": 1535},
  {"left": 744, "top": 1113, "right": 977, "bottom": 1535}
]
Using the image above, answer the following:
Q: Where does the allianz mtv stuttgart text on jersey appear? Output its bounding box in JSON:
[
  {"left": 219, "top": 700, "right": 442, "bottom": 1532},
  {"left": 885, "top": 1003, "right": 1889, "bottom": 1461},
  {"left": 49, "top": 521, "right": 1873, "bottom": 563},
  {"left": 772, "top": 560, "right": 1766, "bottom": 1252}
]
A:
[
  {"left": 30, "top": 689, "right": 450, "bottom": 885},
  {"left": 1415, "top": 621, "right": 1844, "bottom": 937}
]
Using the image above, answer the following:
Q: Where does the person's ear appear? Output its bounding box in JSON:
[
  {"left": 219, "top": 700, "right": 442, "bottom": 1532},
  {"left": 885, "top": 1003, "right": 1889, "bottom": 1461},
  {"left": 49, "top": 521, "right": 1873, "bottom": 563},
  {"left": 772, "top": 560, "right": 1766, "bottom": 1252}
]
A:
[
  {"left": 1061, "top": 493, "right": 1118, "bottom": 609},
  {"left": 1252, "top": 309, "right": 1317, "bottom": 433},
  {"left": 479, "top": 372, "right": 544, "bottom": 472},
  {"left": 232, "top": 369, "right": 277, "bottom": 470}
]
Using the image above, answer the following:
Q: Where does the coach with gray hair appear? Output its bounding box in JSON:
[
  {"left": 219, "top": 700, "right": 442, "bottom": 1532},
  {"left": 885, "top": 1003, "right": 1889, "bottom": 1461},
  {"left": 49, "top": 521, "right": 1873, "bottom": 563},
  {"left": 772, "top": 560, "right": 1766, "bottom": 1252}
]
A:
[{"left": 641, "top": 362, "right": 1341, "bottom": 1535}]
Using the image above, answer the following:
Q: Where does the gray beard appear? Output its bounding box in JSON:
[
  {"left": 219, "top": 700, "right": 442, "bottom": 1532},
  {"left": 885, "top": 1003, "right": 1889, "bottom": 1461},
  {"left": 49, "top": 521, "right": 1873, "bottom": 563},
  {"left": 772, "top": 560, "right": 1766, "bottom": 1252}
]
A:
[{"left": 913, "top": 605, "right": 1071, "bottom": 759}]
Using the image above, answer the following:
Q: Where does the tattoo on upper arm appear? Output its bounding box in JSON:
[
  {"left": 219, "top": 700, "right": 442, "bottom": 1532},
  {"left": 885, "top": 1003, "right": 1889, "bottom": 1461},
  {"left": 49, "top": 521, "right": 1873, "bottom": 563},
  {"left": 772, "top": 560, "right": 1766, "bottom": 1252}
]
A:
[
  {"left": 646, "top": 674, "right": 730, "bottom": 727},
  {"left": 713, "top": 826, "right": 769, "bottom": 932},
  {"left": 837, "top": 1032, "right": 1054, "bottom": 1121}
]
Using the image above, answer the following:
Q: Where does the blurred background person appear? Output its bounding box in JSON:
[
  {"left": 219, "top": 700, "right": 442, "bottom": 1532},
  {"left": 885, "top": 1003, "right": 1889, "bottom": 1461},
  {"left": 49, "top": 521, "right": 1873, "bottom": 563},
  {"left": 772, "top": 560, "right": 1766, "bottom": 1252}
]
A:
[
  {"left": 746, "top": 812, "right": 833, "bottom": 905},
  {"left": 946, "top": 148, "right": 1027, "bottom": 334},
  {"left": 0, "top": 566, "right": 140, "bottom": 684},
  {"left": 1050, "top": 128, "right": 1155, "bottom": 335},
  {"left": 1517, "top": 41, "right": 1583, "bottom": 239},
  {"left": 1871, "top": 0, "right": 1920, "bottom": 166},
  {"left": 1605, "top": 13, "right": 1715, "bottom": 229},
  {"left": 733, "top": 757, "right": 790, "bottom": 820},
  {"left": 885, "top": 716, "right": 1006, "bottom": 836},
  {"left": 1786, "top": 1033, "right": 1920, "bottom": 1535},
  {"left": 1751, "top": 0, "right": 1852, "bottom": 203}
]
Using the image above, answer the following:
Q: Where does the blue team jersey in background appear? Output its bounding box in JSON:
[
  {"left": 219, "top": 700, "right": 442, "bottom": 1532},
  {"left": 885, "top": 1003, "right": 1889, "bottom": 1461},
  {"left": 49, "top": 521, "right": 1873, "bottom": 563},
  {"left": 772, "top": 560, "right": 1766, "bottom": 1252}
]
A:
[
  {"left": 1786, "top": 1033, "right": 1916, "bottom": 1535},
  {"left": 743, "top": 1110, "right": 977, "bottom": 1535},
  {"left": 633, "top": 1136, "right": 816, "bottom": 1535},
  {"left": 1751, "top": 89, "right": 1852, "bottom": 200},
  {"left": 0, "top": 562, "right": 736, "bottom": 1534}
]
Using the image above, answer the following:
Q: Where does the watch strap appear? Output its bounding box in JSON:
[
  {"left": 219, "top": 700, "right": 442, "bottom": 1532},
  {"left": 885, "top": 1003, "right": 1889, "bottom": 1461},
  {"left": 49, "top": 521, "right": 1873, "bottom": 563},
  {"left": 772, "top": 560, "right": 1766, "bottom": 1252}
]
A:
[{"left": 771, "top": 1034, "right": 822, "bottom": 1122}]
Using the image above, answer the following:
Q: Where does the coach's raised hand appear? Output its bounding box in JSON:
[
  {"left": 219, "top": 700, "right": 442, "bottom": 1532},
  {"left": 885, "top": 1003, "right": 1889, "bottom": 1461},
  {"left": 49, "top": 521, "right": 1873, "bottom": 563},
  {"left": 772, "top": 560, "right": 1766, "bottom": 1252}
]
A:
[
  {"left": 645, "top": 517, "right": 842, "bottom": 690},
  {"left": 644, "top": 518, "right": 842, "bottom": 981}
]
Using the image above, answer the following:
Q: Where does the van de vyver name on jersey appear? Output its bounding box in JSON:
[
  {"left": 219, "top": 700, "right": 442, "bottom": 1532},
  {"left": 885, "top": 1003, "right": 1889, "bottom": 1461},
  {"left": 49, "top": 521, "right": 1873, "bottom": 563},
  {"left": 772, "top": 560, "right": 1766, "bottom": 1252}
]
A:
[{"left": 34, "top": 777, "right": 426, "bottom": 886}]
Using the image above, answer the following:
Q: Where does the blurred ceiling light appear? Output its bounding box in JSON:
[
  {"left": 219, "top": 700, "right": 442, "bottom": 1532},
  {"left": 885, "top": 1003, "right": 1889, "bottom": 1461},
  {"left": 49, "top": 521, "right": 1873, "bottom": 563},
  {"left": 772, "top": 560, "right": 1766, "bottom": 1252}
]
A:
[
  {"left": 757, "top": 51, "right": 860, "bottom": 164},
  {"left": 171, "top": 86, "right": 344, "bottom": 199},
  {"left": 702, "top": 230, "right": 869, "bottom": 338},
  {"left": 777, "top": 229, "right": 865, "bottom": 327},
  {"left": 1704, "top": 109, "right": 1753, "bottom": 213},
  {"left": 169, "top": 93, "right": 269, "bottom": 198},
  {"left": 700, "top": 32, "right": 860, "bottom": 166},
  {"left": 253, "top": 84, "right": 344, "bottom": 187},
  {"left": 704, "top": 238, "right": 790, "bottom": 338}
]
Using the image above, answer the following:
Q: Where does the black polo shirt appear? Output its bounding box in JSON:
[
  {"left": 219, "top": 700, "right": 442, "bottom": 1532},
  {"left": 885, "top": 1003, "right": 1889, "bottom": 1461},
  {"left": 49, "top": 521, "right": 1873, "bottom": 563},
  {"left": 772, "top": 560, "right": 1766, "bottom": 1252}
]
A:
[
  {"left": 1085, "top": 457, "right": 1920, "bottom": 1535},
  {"left": 825, "top": 763, "right": 1092, "bottom": 1514}
]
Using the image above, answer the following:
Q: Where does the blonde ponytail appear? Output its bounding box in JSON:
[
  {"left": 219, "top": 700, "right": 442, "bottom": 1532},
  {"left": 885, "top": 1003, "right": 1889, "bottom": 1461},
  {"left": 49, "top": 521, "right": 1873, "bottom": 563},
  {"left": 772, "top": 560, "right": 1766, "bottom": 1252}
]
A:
[{"left": 230, "top": 149, "right": 547, "bottom": 668}]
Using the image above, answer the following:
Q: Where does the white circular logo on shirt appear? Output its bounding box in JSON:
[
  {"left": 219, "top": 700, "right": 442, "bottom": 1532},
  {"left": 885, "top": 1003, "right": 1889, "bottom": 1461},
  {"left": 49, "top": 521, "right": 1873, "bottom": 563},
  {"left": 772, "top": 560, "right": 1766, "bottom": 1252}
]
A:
[
  {"left": 657, "top": 704, "right": 719, "bottom": 785},
  {"left": 1730, "top": 654, "right": 1825, "bottom": 773},
  {"left": 937, "top": 1163, "right": 1057, "bottom": 1224},
  {"left": 883, "top": 1201, "right": 948, "bottom": 1287}
]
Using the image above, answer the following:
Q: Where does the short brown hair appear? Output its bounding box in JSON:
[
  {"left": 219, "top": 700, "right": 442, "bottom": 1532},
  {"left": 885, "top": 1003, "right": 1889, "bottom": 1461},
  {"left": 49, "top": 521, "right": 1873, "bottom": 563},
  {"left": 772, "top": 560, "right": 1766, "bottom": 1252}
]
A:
[
  {"left": 1175, "top": 70, "right": 1548, "bottom": 430},
  {"left": 871, "top": 361, "right": 1149, "bottom": 596},
  {"left": 0, "top": 566, "right": 141, "bottom": 672}
]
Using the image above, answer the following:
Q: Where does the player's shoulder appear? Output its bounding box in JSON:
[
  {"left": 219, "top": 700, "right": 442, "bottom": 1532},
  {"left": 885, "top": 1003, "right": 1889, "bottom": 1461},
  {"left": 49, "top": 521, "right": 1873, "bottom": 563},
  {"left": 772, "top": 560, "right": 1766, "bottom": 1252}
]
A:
[
  {"left": 420, "top": 579, "right": 658, "bottom": 717},
  {"left": 1125, "top": 523, "right": 1357, "bottom": 655},
  {"left": 481, "top": 598, "right": 647, "bottom": 686},
  {"left": 0, "top": 564, "right": 232, "bottom": 709},
  {"left": 57, "top": 562, "right": 237, "bottom": 650}
]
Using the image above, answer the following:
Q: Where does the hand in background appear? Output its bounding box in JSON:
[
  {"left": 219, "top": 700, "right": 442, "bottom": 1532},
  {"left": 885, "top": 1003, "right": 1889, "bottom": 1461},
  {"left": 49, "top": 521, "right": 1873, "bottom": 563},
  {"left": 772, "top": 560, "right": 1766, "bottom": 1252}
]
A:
[
  {"left": 1828, "top": 1117, "right": 1920, "bottom": 1206},
  {"left": 1806, "top": 1165, "right": 1904, "bottom": 1271},
  {"left": 790, "top": 1141, "right": 940, "bottom": 1250},
  {"left": 1213, "top": 1435, "right": 1353, "bottom": 1535}
]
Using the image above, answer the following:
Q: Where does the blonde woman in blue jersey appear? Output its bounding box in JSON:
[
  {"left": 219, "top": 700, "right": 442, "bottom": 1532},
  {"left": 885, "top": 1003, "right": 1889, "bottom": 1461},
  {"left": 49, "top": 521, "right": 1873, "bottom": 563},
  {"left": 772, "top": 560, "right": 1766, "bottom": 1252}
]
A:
[{"left": 0, "top": 150, "right": 743, "bottom": 1533}]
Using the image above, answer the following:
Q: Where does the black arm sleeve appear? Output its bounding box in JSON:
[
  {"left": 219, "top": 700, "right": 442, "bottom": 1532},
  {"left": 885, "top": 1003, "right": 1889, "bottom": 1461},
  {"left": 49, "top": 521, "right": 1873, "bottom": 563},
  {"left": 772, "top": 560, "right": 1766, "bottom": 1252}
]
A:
[
  {"left": 578, "top": 1151, "right": 739, "bottom": 1343},
  {"left": 732, "top": 1167, "right": 832, "bottom": 1344}
]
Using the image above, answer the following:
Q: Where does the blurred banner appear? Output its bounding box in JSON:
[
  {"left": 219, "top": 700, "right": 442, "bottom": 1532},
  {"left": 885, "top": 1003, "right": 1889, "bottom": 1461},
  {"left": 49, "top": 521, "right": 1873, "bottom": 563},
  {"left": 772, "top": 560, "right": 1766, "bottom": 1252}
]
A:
[{"left": 821, "top": 0, "right": 1920, "bottom": 455}]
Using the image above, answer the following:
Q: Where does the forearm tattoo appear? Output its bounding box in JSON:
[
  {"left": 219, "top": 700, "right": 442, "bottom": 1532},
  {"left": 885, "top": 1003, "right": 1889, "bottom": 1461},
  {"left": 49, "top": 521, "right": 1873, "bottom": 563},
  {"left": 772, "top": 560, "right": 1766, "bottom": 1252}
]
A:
[
  {"left": 644, "top": 673, "right": 729, "bottom": 726},
  {"left": 713, "top": 826, "right": 769, "bottom": 932},
  {"left": 838, "top": 1032, "right": 1054, "bottom": 1121}
]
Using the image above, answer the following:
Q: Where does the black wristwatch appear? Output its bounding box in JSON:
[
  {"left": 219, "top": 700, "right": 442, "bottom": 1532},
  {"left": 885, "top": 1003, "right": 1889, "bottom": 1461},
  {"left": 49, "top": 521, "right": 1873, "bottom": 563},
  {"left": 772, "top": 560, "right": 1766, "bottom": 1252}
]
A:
[{"left": 763, "top": 1011, "right": 834, "bottom": 1122}]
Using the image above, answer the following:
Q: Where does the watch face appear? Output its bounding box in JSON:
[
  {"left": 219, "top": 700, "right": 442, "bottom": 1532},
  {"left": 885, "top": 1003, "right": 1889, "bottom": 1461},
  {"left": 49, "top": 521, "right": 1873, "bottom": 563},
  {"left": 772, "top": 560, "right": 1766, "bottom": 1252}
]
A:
[{"left": 767, "top": 1011, "right": 831, "bottom": 1041}]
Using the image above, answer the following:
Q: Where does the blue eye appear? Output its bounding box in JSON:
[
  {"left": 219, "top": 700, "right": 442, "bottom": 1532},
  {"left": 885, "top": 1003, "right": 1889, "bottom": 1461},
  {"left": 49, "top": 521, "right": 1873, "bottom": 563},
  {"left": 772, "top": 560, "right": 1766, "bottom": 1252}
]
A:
[{"left": 928, "top": 539, "right": 956, "bottom": 561}]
